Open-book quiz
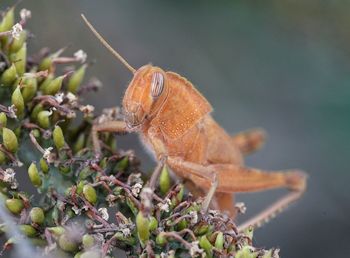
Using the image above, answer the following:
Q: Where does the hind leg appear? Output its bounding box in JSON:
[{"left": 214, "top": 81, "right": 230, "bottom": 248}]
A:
[{"left": 232, "top": 128, "right": 266, "bottom": 155}]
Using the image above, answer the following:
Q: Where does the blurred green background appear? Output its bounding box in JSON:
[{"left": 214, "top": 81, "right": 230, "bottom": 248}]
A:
[{"left": 2, "top": 0, "right": 350, "bottom": 257}]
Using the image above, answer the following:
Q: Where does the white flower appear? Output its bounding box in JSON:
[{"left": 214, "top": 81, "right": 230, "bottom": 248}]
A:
[
  {"left": 3, "top": 168, "right": 15, "bottom": 183},
  {"left": 235, "top": 202, "right": 247, "bottom": 214},
  {"left": 66, "top": 92, "right": 77, "bottom": 102},
  {"left": 11, "top": 23, "right": 23, "bottom": 40},
  {"left": 74, "top": 49, "right": 87, "bottom": 63},
  {"left": 98, "top": 207, "right": 109, "bottom": 221},
  {"left": 54, "top": 93, "right": 64, "bottom": 104},
  {"left": 158, "top": 198, "right": 171, "bottom": 212},
  {"left": 189, "top": 211, "right": 198, "bottom": 225},
  {"left": 79, "top": 105, "right": 95, "bottom": 116},
  {"left": 43, "top": 147, "right": 54, "bottom": 163},
  {"left": 121, "top": 227, "right": 131, "bottom": 237},
  {"left": 131, "top": 182, "right": 143, "bottom": 197},
  {"left": 20, "top": 9, "right": 31, "bottom": 21},
  {"left": 189, "top": 241, "right": 204, "bottom": 257}
]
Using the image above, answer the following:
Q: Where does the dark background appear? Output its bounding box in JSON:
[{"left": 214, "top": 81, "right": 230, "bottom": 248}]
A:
[{"left": 2, "top": 0, "right": 350, "bottom": 257}]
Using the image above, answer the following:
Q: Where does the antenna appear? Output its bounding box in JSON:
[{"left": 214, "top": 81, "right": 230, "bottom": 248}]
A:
[{"left": 81, "top": 14, "right": 136, "bottom": 74}]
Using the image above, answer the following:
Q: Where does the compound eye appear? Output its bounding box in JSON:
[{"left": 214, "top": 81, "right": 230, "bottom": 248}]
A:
[{"left": 151, "top": 72, "right": 164, "bottom": 98}]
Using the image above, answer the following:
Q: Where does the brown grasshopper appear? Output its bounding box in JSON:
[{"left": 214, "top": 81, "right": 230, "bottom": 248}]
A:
[{"left": 81, "top": 15, "right": 307, "bottom": 231}]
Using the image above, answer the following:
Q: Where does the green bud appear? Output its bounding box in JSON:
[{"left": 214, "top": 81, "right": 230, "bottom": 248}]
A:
[
  {"left": 194, "top": 222, "right": 209, "bottom": 236},
  {"left": 37, "top": 110, "right": 51, "bottom": 129},
  {"left": 199, "top": 235, "right": 213, "bottom": 258},
  {"left": 67, "top": 64, "right": 86, "bottom": 93},
  {"left": 47, "top": 226, "right": 65, "bottom": 236},
  {"left": 40, "top": 158, "right": 49, "bottom": 174},
  {"left": 30, "top": 104, "right": 43, "bottom": 121},
  {"left": 21, "top": 77, "right": 37, "bottom": 102},
  {"left": 215, "top": 232, "right": 224, "bottom": 250},
  {"left": 73, "top": 133, "right": 85, "bottom": 153},
  {"left": 83, "top": 184, "right": 97, "bottom": 205},
  {"left": 136, "top": 211, "right": 150, "bottom": 245},
  {"left": 9, "top": 30, "right": 27, "bottom": 53},
  {"left": 11, "top": 87, "right": 25, "bottom": 116},
  {"left": 149, "top": 216, "right": 158, "bottom": 231},
  {"left": 126, "top": 197, "right": 138, "bottom": 216},
  {"left": 31, "top": 129, "right": 40, "bottom": 138},
  {"left": 1, "top": 64, "right": 17, "bottom": 87},
  {"left": 80, "top": 250, "right": 100, "bottom": 258},
  {"left": 10, "top": 43, "right": 27, "bottom": 76},
  {"left": 156, "top": 232, "right": 167, "bottom": 246},
  {"left": 53, "top": 125, "right": 65, "bottom": 149},
  {"left": 39, "top": 73, "right": 53, "bottom": 92},
  {"left": 82, "top": 234, "right": 95, "bottom": 249},
  {"left": 76, "top": 181, "right": 85, "bottom": 195},
  {"left": 176, "top": 219, "right": 187, "bottom": 231},
  {"left": 58, "top": 234, "right": 79, "bottom": 253},
  {"left": 5, "top": 198, "right": 24, "bottom": 214},
  {"left": 0, "top": 112, "right": 7, "bottom": 130},
  {"left": 30, "top": 207, "right": 45, "bottom": 224},
  {"left": 28, "top": 162, "right": 42, "bottom": 187},
  {"left": 115, "top": 156, "right": 128, "bottom": 171},
  {"left": 43, "top": 75, "right": 64, "bottom": 95},
  {"left": 99, "top": 157, "right": 107, "bottom": 169},
  {"left": 79, "top": 167, "right": 93, "bottom": 180},
  {"left": 2, "top": 128, "right": 18, "bottom": 152},
  {"left": 0, "top": 7, "right": 14, "bottom": 32},
  {"left": 14, "top": 126, "right": 21, "bottom": 138},
  {"left": 19, "top": 224, "right": 37, "bottom": 237},
  {"left": 59, "top": 164, "right": 70, "bottom": 175},
  {"left": 0, "top": 150, "right": 6, "bottom": 164},
  {"left": 159, "top": 165, "right": 171, "bottom": 195},
  {"left": 38, "top": 57, "right": 52, "bottom": 72}
]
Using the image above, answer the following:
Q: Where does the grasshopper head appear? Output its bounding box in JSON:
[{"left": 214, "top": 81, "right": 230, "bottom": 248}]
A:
[{"left": 123, "top": 65, "right": 169, "bottom": 128}]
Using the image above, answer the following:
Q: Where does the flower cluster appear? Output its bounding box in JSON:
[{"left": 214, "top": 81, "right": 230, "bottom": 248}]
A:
[{"left": 0, "top": 6, "right": 278, "bottom": 258}]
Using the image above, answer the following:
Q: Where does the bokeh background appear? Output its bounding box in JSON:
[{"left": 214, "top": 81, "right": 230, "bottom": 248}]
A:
[{"left": 2, "top": 0, "right": 350, "bottom": 257}]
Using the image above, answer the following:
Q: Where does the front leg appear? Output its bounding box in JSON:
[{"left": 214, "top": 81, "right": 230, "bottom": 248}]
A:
[{"left": 92, "top": 120, "right": 128, "bottom": 158}]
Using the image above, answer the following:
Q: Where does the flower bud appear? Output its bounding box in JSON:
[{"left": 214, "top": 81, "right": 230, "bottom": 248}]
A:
[
  {"left": 149, "top": 216, "right": 158, "bottom": 231},
  {"left": 30, "top": 103, "right": 44, "bottom": 121},
  {"left": 235, "top": 246, "right": 255, "bottom": 258},
  {"left": 30, "top": 207, "right": 45, "bottom": 224},
  {"left": 67, "top": 64, "right": 86, "bottom": 93},
  {"left": 10, "top": 43, "right": 27, "bottom": 76},
  {"left": 39, "top": 73, "right": 53, "bottom": 92},
  {"left": 73, "top": 133, "right": 85, "bottom": 153},
  {"left": 0, "top": 7, "right": 14, "bottom": 32},
  {"left": 58, "top": 234, "right": 79, "bottom": 253},
  {"left": 80, "top": 251, "right": 100, "bottom": 258},
  {"left": 47, "top": 226, "right": 65, "bottom": 236},
  {"left": 5, "top": 198, "right": 24, "bottom": 214},
  {"left": 38, "top": 57, "right": 52, "bottom": 72},
  {"left": 21, "top": 77, "right": 37, "bottom": 102},
  {"left": 28, "top": 162, "right": 42, "bottom": 187},
  {"left": 159, "top": 165, "right": 171, "bottom": 195},
  {"left": 262, "top": 250, "right": 273, "bottom": 258},
  {"left": 1, "top": 63, "right": 17, "bottom": 87},
  {"left": 43, "top": 75, "right": 64, "bottom": 95},
  {"left": 0, "top": 150, "right": 6, "bottom": 164},
  {"left": 115, "top": 156, "right": 128, "bottom": 171},
  {"left": 40, "top": 158, "right": 49, "bottom": 174},
  {"left": 53, "top": 125, "right": 65, "bottom": 149},
  {"left": 156, "top": 232, "right": 167, "bottom": 246},
  {"left": 83, "top": 184, "right": 97, "bottom": 205},
  {"left": 76, "top": 181, "right": 85, "bottom": 195},
  {"left": 19, "top": 224, "right": 37, "bottom": 237},
  {"left": 11, "top": 87, "right": 25, "bottom": 116},
  {"left": 2, "top": 128, "right": 18, "bottom": 152},
  {"left": 215, "top": 232, "right": 224, "bottom": 250},
  {"left": 199, "top": 235, "right": 213, "bottom": 258},
  {"left": 59, "top": 164, "right": 70, "bottom": 175},
  {"left": 82, "top": 234, "right": 95, "bottom": 249},
  {"left": 37, "top": 110, "right": 51, "bottom": 129},
  {"left": 136, "top": 211, "right": 150, "bottom": 245},
  {"left": 0, "top": 112, "right": 7, "bottom": 130},
  {"left": 9, "top": 30, "right": 27, "bottom": 53}
]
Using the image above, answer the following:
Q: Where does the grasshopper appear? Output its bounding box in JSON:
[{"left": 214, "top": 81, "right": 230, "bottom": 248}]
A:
[{"left": 81, "top": 15, "right": 306, "bottom": 231}]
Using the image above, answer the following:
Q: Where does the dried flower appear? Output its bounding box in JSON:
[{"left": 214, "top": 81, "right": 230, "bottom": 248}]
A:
[{"left": 11, "top": 23, "right": 22, "bottom": 39}]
